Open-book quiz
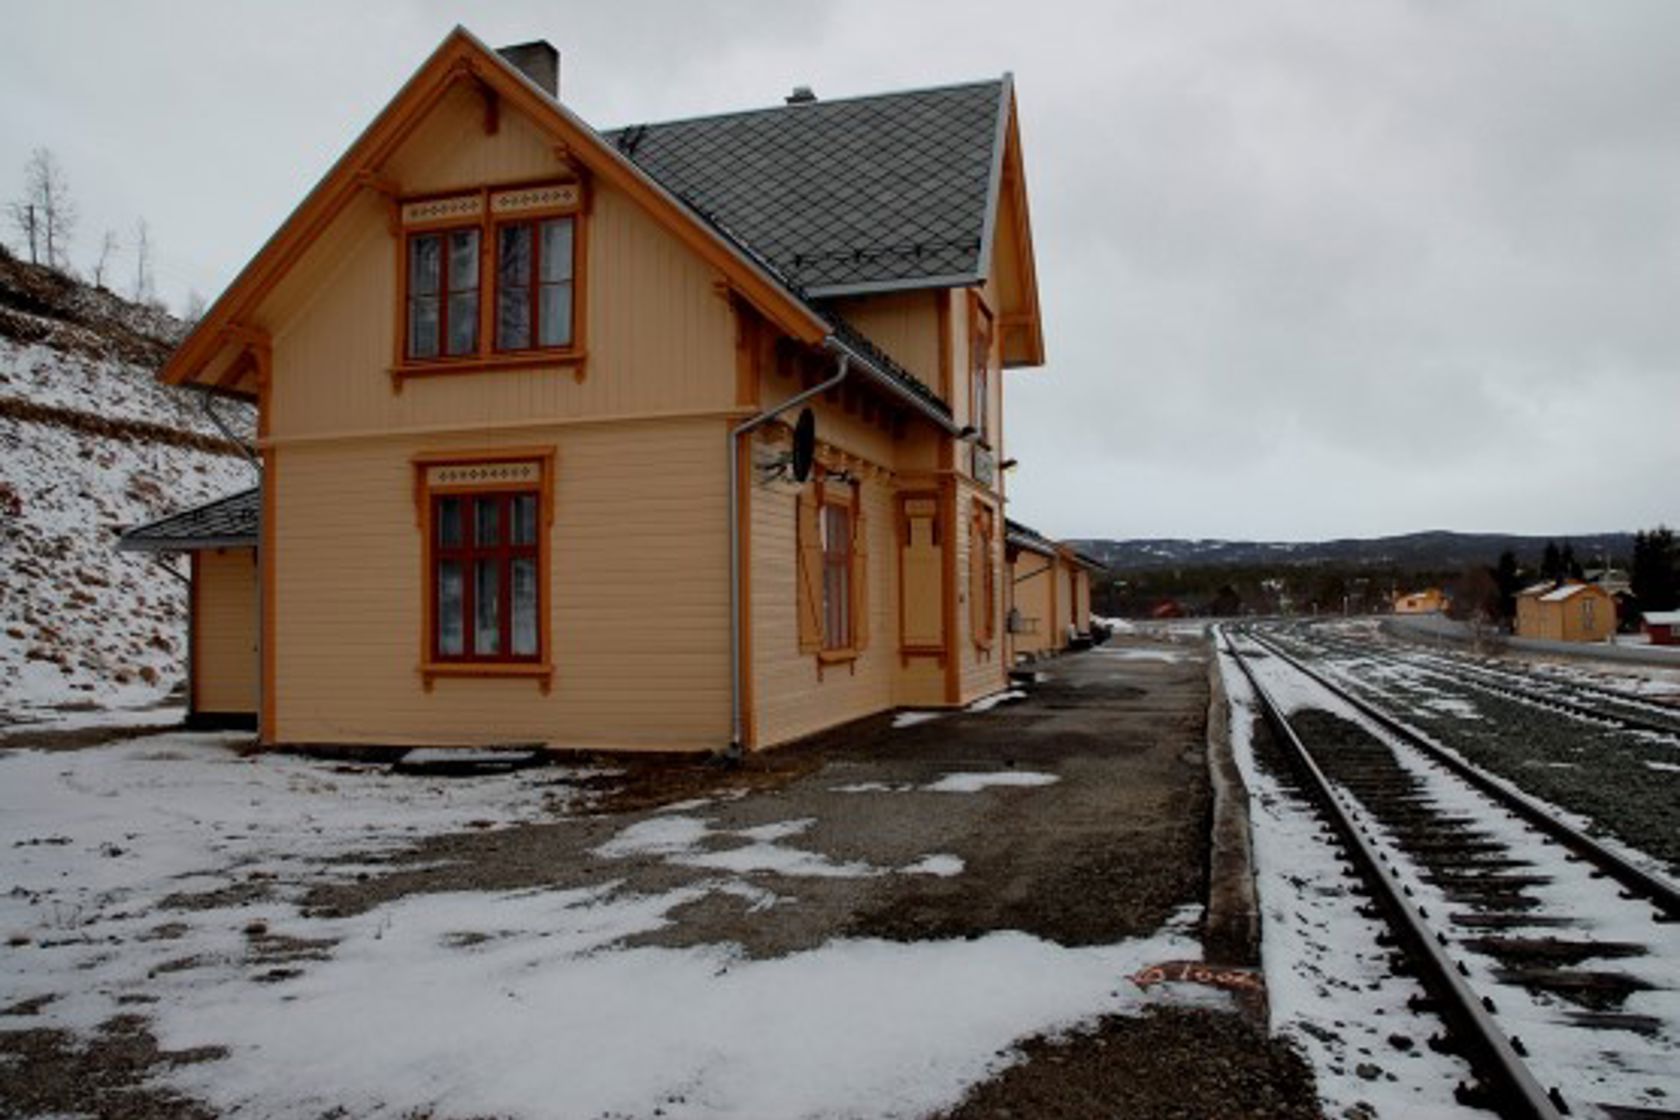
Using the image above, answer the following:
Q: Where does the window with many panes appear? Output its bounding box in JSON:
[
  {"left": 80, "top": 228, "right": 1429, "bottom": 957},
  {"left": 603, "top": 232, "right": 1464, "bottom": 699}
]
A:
[
  {"left": 496, "top": 217, "right": 576, "bottom": 351},
  {"left": 397, "top": 182, "right": 583, "bottom": 371},
  {"left": 970, "top": 297, "right": 993, "bottom": 446},
  {"left": 432, "top": 491, "right": 541, "bottom": 662},
  {"left": 821, "top": 501, "right": 852, "bottom": 651},
  {"left": 407, "top": 228, "right": 481, "bottom": 360}
]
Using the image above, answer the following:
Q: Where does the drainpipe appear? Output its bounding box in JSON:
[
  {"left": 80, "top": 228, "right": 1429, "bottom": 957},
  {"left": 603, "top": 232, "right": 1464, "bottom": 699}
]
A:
[
  {"left": 727, "top": 350, "right": 852, "bottom": 757},
  {"left": 197, "top": 389, "right": 264, "bottom": 738}
]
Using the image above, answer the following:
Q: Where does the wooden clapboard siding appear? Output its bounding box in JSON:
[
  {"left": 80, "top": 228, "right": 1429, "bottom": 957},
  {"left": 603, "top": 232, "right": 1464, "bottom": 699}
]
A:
[
  {"left": 1054, "top": 559, "right": 1075, "bottom": 643},
  {"left": 271, "top": 417, "right": 729, "bottom": 749},
  {"left": 827, "top": 290, "right": 944, "bottom": 398},
  {"left": 1010, "top": 553, "right": 1055, "bottom": 657},
  {"left": 953, "top": 483, "right": 1007, "bottom": 703},
  {"left": 267, "top": 155, "right": 738, "bottom": 443},
  {"left": 749, "top": 431, "right": 898, "bottom": 748},
  {"left": 194, "top": 548, "right": 259, "bottom": 715}
]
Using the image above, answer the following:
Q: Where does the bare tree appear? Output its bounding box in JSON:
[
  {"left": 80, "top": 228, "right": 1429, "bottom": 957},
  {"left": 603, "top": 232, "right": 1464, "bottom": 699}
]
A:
[
  {"left": 93, "top": 229, "right": 120, "bottom": 288},
  {"left": 5, "top": 197, "right": 38, "bottom": 263},
  {"left": 8, "top": 148, "right": 76, "bottom": 270},
  {"left": 181, "top": 289, "right": 207, "bottom": 324},
  {"left": 132, "top": 218, "right": 155, "bottom": 304}
]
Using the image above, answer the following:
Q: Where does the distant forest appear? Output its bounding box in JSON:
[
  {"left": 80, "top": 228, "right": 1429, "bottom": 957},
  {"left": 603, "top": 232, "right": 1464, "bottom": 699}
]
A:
[{"left": 1085, "top": 528, "right": 1679, "bottom": 625}]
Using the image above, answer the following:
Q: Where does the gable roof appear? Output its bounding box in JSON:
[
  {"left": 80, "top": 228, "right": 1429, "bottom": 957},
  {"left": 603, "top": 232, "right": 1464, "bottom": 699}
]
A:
[
  {"left": 160, "top": 27, "right": 984, "bottom": 426},
  {"left": 604, "top": 80, "right": 1008, "bottom": 298},
  {"left": 162, "top": 27, "right": 832, "bottom": 400},
  {"left": 119, "top": 488, "right": 259, "bottom": 552}
]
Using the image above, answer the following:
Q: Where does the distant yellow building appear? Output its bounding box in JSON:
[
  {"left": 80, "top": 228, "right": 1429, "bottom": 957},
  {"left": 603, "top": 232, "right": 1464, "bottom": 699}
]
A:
[
  {"left": 1394, "top": 588, "right": 1448, "bottom": 614},
  {"left": 1515, "top": 582, "right": 1616, "bottom": 643}
]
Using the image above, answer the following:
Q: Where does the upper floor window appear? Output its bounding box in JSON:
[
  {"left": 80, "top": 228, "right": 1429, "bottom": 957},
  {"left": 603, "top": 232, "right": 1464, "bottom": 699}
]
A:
[
  {"left": 970, "top": 296, "right": 993, "bottom": 446},
  {"left": 497, "top": 217, "right": 576, "bottom": 351},
  {"left": 395, "top": 180, "right": 584, "bottom": 375},
  {"left": 407, "top": 228, "right": 480, "bottom": 360}
]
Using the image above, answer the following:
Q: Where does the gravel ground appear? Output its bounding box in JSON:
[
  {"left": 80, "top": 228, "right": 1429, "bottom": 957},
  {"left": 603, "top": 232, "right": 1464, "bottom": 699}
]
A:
[
  {"left": 1266, "top": 624, "right": 1680, "bottom": 872},
  {"left": 937, "top": 1006, "right": 1320, "bottom": 1120},
  {"left": 0, "top": 639, "right": 1326, "bottom": 1119}
]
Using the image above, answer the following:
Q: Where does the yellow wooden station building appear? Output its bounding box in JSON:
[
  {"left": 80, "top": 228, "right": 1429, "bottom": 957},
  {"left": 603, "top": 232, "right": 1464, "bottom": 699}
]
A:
[{"left": 123, "top": 28, "right": 1051, "bottom": 753}]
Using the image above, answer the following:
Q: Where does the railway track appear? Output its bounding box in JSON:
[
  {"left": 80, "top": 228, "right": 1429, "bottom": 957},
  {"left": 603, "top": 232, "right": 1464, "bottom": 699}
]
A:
[
  {"left": 1218, "top": 625, "right": 1680, "bottom": 1119},
  {"left": 1276, "top": 624, "right": 1680, "bottom": 740}
]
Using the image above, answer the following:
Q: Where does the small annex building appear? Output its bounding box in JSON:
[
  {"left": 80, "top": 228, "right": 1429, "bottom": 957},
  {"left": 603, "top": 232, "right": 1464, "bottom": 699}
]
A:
[
  {"left": 120, "top": 490, "right": 260, "bottom": 728},
  {"left": 1003, "top": 520, "right": 1103, "bottom": 658},
  {"left": 1644, "top": 611, "right": 1680, "bottom": 647},
  {"left": 1393, "top": 588, "right": 1448, "bottom": 615},
  {"left": 121, "top": 28, "right": 1047, "bottom": 754},
  {"left": 1515, "top": 581, "right": 1616, "bottom": 643}
]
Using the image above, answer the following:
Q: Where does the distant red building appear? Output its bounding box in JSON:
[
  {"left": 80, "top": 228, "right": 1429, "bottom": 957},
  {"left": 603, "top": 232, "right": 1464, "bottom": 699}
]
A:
[
  {"left": 1152, "top": 600, "right": 1185, "bottom": 620},
  {"left": 1645, "top": 611, "right": 1680, "bottom": 647}
]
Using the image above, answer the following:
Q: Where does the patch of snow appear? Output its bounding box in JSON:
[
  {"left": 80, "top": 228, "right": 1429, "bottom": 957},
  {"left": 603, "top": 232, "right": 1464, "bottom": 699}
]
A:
[
  {"left": 924, "top": 771, "right": 1060, "bottom": 794},
  {"left": 965, "top": 689, "right": 1025, "bottom": 713},
  {"left": 1645, "top": 760, "right": 1680, "bottom": 773},
  {"left": 143, "top": 888, "right": 1220, "bottom": 1120},
  {"left": 595, "top": 815, "right": 879, "bottom": 879},
  {"left": 900, "top": 854, "right": 965, "bottom": 877},
  {"left": 891, "top": 710, "right": 943, "bottom": 728},
  {"left": 829, "top": 781, "right": 913, "bottom": 794},
  {"left": 593, "top": 815, "right": 711, "bottom": 859},
  {"left": 1095, "top": 646, "right": 1193, "bottom": 664}
]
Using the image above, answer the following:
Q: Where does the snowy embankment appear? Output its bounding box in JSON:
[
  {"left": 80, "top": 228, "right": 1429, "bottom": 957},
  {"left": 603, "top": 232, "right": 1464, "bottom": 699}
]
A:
[
  {"left": 0, "top": 277, "right": 255, "bottom": 720},
  {"left": 0, "top": 732, "right": 1224, "bottom": 1118}
]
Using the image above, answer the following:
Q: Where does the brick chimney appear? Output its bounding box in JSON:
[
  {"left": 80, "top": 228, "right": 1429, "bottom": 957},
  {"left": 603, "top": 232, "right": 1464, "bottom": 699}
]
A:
[{"left": 497, "top": 40, "right": 559, "bottom": 98}]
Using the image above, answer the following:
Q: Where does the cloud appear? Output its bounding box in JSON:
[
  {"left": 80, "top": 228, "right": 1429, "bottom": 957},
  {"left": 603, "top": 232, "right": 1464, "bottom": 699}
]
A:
[{"left": 3, "top": 0, "right": 1674, "bottom": 538}]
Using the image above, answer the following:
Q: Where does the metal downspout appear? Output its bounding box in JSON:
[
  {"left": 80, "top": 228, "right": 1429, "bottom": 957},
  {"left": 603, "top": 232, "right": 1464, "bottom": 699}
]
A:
[{"left": 727, "top": 351, "right": 852, "bottom": 756}]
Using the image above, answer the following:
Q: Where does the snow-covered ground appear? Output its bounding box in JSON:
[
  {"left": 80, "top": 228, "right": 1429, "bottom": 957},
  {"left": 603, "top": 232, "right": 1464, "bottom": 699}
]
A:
[{"left": 1, "top": 731, "right": 1228, "bottom": 1118}]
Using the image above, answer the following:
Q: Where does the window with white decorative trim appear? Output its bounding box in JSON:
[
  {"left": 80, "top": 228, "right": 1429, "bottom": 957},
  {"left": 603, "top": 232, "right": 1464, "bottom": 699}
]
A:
[{"left": 395, "top": 181, "right": 585, "bottom": 378}]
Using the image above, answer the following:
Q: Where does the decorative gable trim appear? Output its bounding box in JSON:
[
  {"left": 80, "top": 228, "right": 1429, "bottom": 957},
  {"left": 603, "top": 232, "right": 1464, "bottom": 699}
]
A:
[{"left": 163, "top": 26, "right": 829, "bottom": 400}]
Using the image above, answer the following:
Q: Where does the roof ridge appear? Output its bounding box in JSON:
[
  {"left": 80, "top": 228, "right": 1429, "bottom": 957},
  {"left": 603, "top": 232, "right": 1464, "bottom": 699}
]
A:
[{"left": 601, "top": 75, "right": 1005, "bottom": 137}]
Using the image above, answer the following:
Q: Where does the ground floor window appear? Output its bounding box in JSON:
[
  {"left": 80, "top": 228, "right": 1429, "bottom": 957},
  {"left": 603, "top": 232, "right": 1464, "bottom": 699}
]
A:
[
  {"left": 821, "top": 501, "right": 852, "bottom": 651},
  {"left": 969, "top": 502, "right": 996, "bottom": 648},
  {"left": 797, "top": 479, "right": 870, "bottom": 658},
  {"left": 432, "top": 491, "right": 541, "bottom": 661}
]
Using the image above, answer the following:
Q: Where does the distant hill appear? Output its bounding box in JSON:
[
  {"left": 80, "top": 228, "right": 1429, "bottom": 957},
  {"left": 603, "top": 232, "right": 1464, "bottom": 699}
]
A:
[
  {"left": 0, "top": 246, "right": 255, "bottom": 719},
  {"left": 1069, "top": 530, "right": 1636, "bottom": 574}
]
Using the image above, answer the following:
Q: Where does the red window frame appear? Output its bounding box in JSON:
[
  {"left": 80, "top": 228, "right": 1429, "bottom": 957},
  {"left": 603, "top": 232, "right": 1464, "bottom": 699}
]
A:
[
  {"left": 431, "top": 490, "right": 542, "bottom": 664},
  {"left": 405, "top": 226, "right": 481, "bottom": 362},
  {"left": 820, "top": 499, "right": 853, "bottom": 651},
  {"left": 970, "top": 298, "right": 993, "bottom": 447},
  {"left": 494, "top": 215, "right": 577, "bottom": 353}
]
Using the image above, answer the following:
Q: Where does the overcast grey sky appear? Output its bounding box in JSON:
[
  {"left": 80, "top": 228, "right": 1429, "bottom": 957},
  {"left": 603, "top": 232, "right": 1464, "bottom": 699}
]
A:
[{"left": 3, "top": 1, "right": 1676, "bottom": 541}]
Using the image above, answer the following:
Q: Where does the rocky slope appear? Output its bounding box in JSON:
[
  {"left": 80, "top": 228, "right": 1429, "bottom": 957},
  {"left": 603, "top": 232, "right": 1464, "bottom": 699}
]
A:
[{"left": 0, "top": 247, "right": 255, "bottom": 720}]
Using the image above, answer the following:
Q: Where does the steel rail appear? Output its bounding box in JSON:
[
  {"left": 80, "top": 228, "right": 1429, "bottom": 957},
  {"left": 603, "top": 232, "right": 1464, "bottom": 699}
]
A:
[
  {"left": 1245, "top": 628, "right": 1680, "bottom": 919},
  {"left": 1217, "top": 626, "right": 1566, "bottom": 1120},
  {"left": 1288, "top": 626, "right": 1680, "bottom": 740}
]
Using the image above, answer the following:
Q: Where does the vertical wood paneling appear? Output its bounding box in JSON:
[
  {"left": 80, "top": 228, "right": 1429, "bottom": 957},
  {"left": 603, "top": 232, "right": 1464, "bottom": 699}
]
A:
[
  {"left": 828, "top": 291, "right": 943, "bottom": 396},
  {"left": 194, "top": 548, "right": 259, "bottom": 714},
  {"left": 749, "top": 432, "right": 899, "bottom": 748}
]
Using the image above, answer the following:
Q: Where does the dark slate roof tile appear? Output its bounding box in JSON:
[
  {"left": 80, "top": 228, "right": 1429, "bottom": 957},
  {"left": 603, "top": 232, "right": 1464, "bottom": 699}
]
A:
[
  {"left": 604, "top": 79, "right": 1005, "bottom": 296},
  {"left": 119, "top": 487, "right": 258, "bottom": 552}
]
